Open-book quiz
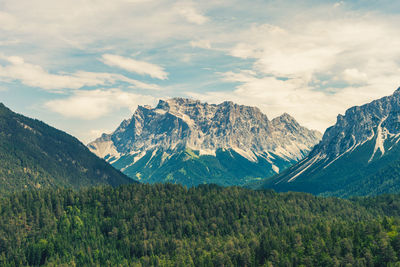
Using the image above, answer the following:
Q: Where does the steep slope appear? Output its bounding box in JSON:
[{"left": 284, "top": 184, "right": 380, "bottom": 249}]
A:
[
  {"left": 89, "top": 98, "right": 321, "bottom": 186},
  {"left": 260, "top": 87, "right": 400, "bottom": 196},
  {"left": 0, "top": 103, "right": 134, "bottom": 194}
]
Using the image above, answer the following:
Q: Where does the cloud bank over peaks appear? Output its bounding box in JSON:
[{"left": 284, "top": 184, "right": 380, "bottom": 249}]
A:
[
  {"left": 204, "top": 15, "right": 400, "bottom": 131},
  {"left": 1, "top": 0, "right": 400, "bottom": 143}
]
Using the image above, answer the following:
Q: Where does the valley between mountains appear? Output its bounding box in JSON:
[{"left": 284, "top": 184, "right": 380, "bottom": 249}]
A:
[
  {"left": 3, "top": 88, "right": 400, "bottom": 196},
  {"left": 3, "top": 0, "right": 400, "bottom": 265},
  {"left": 2, "top": 88, "right": 400, "bottom": 266},
  {"left": 87, "top": 88, "right": 400, "bottom": 197}
]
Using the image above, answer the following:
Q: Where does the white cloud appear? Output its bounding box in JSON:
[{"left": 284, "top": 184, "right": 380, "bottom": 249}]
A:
[
  {"left": 190, "top": 39, "right": 211, "bottom": 49},
  {"left": 0, "top": 11, "right": 18, "bottom": 31},
  {"left": 230, "top": 23, "right": 340, "bottom": 79},
  {"left": 334, "top": 1, "right": 345, "bottom": 8},
  {"left": 2, "top": 0, "right": 400, "bottom": 138},
  {"left": 0, "top": 55, "right": 160, "bottom": 90},
  {"left": 0, "top": 0, "right": 213, "bottom": 52},
  {"left": 175, "top": 2, "right": 208, "bottom": 25},
  {"left": 341, "top": 68, "right": 368, "bottom": 85},
  {"left": 45, "top": 88, "right": 156, "bottom": 120},
  {"left": 211, "top": 16, "right": 400, "bottom": 132},
  {"left": 230, "top": 19, "right": 400, "bottom": 80},
  {"left": 101, "top": 54, "right": 168, "bottom": 80},
  {"left": 230, "top": 43, "right": 258, "bottom": 59},
  {"left": 0, "top": 39, "right": 20, "bottom": 46}
]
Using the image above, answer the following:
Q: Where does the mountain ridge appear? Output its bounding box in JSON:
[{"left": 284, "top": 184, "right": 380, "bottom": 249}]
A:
[
  {"left": 259, "top": 87, "right": 400, "bottom": 196},
  {"left": 0, "top": 102, "right": 134, "bottom": 194},
  {"left": 89, "top": 98, "right": 321, "bottom": 186}
]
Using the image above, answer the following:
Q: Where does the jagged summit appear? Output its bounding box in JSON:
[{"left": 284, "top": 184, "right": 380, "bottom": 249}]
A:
[
  {"left": 272, "top": 113, "right": 299, "bottom": 125},
  {"left": 310, "top": 88, "right": 400, "bottom": 160},
  {"left": 88, "top": 98, "right": 321, "bottom": 186},
  {"left": 261, "top": 87, "right": 400, "bottom": 196},
  {"left": 158, "top": 97, "right": 200, "bottom": 105}
]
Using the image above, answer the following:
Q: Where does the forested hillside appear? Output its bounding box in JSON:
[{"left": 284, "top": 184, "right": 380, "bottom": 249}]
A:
[
  {"left": 1, "top": 183, "right": 400, "bottom": 266},
  {"left": 0, "top": 103, "right": 133, "bottom": 195}
]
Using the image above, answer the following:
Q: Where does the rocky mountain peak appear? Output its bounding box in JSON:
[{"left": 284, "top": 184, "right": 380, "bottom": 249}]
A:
[
  {"left": 261, "top": 86, "right": 400, "bottom": 196},
  {"left": 156, "top": 98, "right": 200, "bottom": 111},
  {"left": 88, "top": 98, "right": 322, "bottom": 185},
  {"left": 272, "top": 113, "right": 298, "bottom": 125},
  {"left": 105, "top": 99, "right": 319, "bottom": 159},
  {"left": 264, "top": 87, "right": 396, "bottom": 176},
  {"left": 309, "top": 88, "right": 400, "bottom": 161}
]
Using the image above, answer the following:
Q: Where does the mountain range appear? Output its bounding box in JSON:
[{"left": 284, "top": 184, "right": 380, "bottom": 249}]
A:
[
  {"left": 260, "top": 87, "right": 400, "bottom": 197},
  {"left": 2, "top": 92, "right": 400, "bottom": 266},
  {"left": 88, "top": 98, "right": 322, "bottom": 187},
  {"left": 0, "top": 103, "right": 134, "bottom": 195},
  {"left": 3, "top": 87, "right": 400, "bottom": 197}
]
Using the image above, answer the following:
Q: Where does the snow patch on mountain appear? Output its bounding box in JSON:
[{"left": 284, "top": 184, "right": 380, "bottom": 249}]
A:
[
  {"left": 287, "top": 154, "right": 322, "bottom": 182},
  {"left": 196, "top": 148, "right": 216, "bottom": 156},
  {"left": 271, "top": 165, "right": 280, "bottom": 173},
  {"left": 232, "top": 147, "right": 258, "bottom": 162},
  {"left": 272, "top": 142, "right": 309, "bottom": 161},
  {"left": 369, "top": 116, "right": 388, "bottom": 162},
  {"left": 273, "top": 87, "right": 400, "bottom": 185},
  {"left": 88, "top": 98, "right": 322, "bottom": 182}
]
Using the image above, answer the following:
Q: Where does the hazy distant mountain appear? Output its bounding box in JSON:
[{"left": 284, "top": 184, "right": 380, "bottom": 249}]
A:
[
  {"left": 89, "top": 98, "right": 321, "bottom": 187},
  {"left": 0, "top": 103, "right": 134, "bottom": 194},
  {"left": 260, "top": 87, "right": 400, "bottom": 197}
]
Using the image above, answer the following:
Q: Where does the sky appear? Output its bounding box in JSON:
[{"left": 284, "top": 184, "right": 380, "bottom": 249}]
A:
[{"left": 0, "top": 0, "right": 400, "bottom": 143}]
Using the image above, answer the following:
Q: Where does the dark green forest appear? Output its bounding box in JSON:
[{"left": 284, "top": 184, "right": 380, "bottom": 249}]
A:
[
  {"left": 0, "top": 103, "right": 133, "bottom": 195},
  {"left": 1, "top": 183, "right": 400, "bottom": 266}
]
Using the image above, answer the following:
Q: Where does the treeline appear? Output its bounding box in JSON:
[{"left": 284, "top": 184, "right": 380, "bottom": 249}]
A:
[{"left": 1, "top": 183, "right": 400, "bottom": 266}]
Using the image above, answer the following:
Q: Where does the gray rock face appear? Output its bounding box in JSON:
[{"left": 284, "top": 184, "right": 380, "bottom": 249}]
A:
[
  {"left": 90, "top": 98, "right": 321, "bottom": 160},
  {"left": 88, "top": 98, "right": 322, "bottom": 184},
  {"left": 263, "top": 87, "right": 400, "bottom": 195},
  {"left": 309, "top": 87, "right": 400, "bottom": 162}
]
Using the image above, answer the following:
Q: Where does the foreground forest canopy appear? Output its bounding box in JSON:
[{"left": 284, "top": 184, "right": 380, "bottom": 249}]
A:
[{"left": 1, "top": 184, "right": 400, "bottom": 266}]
